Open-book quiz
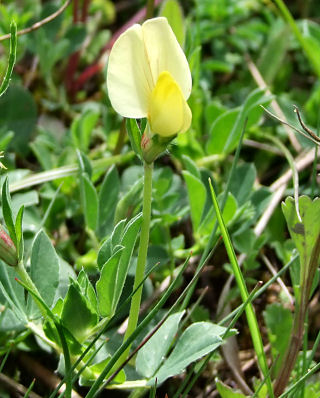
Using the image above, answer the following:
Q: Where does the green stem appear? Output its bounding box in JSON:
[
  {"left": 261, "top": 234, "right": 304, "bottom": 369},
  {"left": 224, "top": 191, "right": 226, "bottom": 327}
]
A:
[
  {"left": 118, "top": 162, "right": 153, "bottom": 365},
  {"left": 209, "top": 180, "right": 274, "bottom": 398},
  {"left": 16, "top": 261, "right": 41, "bottom": 300}
]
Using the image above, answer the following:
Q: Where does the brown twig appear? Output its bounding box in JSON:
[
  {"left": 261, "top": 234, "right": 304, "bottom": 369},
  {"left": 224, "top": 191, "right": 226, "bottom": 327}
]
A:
[
  {"left": 0, "top": 372, "right": 42, "bottom": 398},
  {"left": 19, "top": 352, "right": 82, "bottom": 398},
  {"left": 0, "top": 0, "right": 72, "bottom": 42},
  {"left": 262, "top": 106, "right": 320, "bottom": 147},
  {"left": 293, "top": 105, "right": 320, "bottom": 144}
]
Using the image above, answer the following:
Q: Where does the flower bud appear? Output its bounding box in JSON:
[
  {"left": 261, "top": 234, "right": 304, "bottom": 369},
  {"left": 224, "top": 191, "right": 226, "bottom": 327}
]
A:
[{"left": 0, "top": 225, "right": 18, "bottom": 267}]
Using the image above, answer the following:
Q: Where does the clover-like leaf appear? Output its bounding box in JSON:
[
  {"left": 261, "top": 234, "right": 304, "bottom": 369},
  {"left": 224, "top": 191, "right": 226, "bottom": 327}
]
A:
[{"left": 282, "top": 196, "right": 320, "bottom": 277}]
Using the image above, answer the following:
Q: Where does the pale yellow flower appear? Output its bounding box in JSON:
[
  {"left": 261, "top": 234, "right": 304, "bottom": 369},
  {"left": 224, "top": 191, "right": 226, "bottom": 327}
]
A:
[{"left": 107, "top": 17, "right": 192, "bottom": 138}]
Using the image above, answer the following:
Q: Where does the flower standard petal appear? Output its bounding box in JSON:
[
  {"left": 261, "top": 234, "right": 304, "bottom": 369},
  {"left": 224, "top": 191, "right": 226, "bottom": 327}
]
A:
[
  {"left": 142, "top": 17, "right": 192, "bottom": 100},
  {"left": 148, "top": 71, "right": 192, "bottom": 137},
  {"left": 107, "top": 24, "right": 154, "bottom": 118}
]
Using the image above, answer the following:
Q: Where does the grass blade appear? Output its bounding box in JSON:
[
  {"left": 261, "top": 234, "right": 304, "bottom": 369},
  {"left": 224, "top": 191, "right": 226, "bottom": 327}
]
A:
[{"left": 208, "top": 179, "right": 274, "bottom": 398}]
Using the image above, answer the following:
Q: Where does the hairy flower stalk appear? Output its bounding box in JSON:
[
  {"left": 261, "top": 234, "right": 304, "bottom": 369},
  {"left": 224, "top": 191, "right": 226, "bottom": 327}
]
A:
[{"left": 107, "top": 16, "right": 192, "bottom": 368}]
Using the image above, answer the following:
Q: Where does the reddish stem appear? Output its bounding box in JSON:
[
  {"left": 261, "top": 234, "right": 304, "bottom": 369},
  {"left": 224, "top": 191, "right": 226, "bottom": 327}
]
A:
[
  {"left": 65, "top": 0, "right": 91, "bottom": 97},
  {"left": 73, "top": 0, "right": 79, "bottom": 22},
  {"left": 81, "top": 0, "right": 90, "bottom": 22}
]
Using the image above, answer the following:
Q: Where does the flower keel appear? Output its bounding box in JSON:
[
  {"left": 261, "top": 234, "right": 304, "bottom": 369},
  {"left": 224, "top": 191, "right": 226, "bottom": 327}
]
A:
[{"left": 148, "top": 71, "right": 191, "bottom": 137}]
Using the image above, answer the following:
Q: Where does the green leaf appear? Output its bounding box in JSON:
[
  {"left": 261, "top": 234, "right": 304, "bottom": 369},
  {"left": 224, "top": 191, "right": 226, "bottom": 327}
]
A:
[
  {"left": 233, "top": 228, "right": 256, "bottom": 255},
  {"left": 0, "top": 262, "right": 27, "bottom": 324},
  {"left": 182, "top": 155, "right": 201, "bottom": 179},
  {"left": 149, "top": 322, "right": 227, "bottom": 385},
  {"left": 30, "top": 230, "right": 59, "bottom": 309},
  {"left": 257, "top": 22, "right": 289, "bottom": 85},
  {"left": 80, "top": 174, "right": 98, "bottom": 231},
  {"left": 12, "top": 191, "right": 39, "bottom": 210},
  {"left": 114, "top": 178, "right": 143, "bottom": 224},
  {"left": 97, "top": 214, "right": 142, "bottom": 316},
  {"left": 216, "top": 379, "right": 248, "bottom": 397},
  {"left": 136, "top": 311, "right": 185, "bottom": 378},
  {"left": 61, "top": 282, "right": 98, "bottom": 343},
  {"left": 15, "top": 205, "right": 24, "bottom": 262},
  {"left": 160, "top": 0, "right": 185, "bottom": 46},
  {"left": 44, "top": 317, "right": 82, "bottom": 355},
  {"left": 77, "top": 269, "right": 98, "bottom": 314},
  {"left": 182, "top": 171, "right": 206, "bottom": 233},
  {"left": 263, "top": 303, "right": 292, "bottom": 376},
  {"left": 0, "top": 307, "right": 25, "bottom": 332},
  {"left": 96, "top": 246, "right": 124, "bottom": 317},
  {"left": 98, "top": 165, "right": 120, "bottom": 237},
  {"left": 126, "top": 118, "right": 142, "bottom": 158},
  {"left": 229, "top": 163, "right": 256, "bottom": 206},
  {"left": 282, "top": 196, "right": 320, "bottom": 275},
  {"left": 0, "top": 85, "right": 37, "bottom": 155},
  {"left": 199, "top": 192, "right": 237, "bottom": 236},
  {"left": 79, "top": 357, "right": 126, "bottom": 386},
  {"left": 97, "top": 219, "right": 126, "bottom": 270},
  {"left": 71, "top": 109, "right": 100, "bottom": 152},
  {"left": 77, "top": 150, "right": 92, "bottom": 177},
  {"left": 206, "top": 89, "right": 270, "bottom": 155},
  {"left": 64, "top": 25, "right": 87, "bottom": 57},
  {"left": 2, "top": 177, "right": 16, "bottom": 246}
]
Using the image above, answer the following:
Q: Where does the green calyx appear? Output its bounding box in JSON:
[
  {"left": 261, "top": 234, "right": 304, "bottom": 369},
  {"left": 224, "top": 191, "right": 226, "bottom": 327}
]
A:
[{"left": 141, "top": 124, "right": 175, "bottom": 164}]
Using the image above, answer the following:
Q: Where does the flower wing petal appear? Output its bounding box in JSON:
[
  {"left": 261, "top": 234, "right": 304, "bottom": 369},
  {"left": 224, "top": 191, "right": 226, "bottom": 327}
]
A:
[
  {"left": 142, "top": 17, "right": 192, "bottom": 100},
  {"left": 107, "top": 24, "right": 153, "bottom": 118}
]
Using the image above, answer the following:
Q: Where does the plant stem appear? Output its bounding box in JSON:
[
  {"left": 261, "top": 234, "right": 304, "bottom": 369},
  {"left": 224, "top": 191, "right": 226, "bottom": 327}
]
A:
[
  {"left": 16, "top": 261, "right": 40, "bottom": 299},
  {"left": 274, "top": 233, "right": 320, "bottom": 396},
  {"left": 118, "top": 162, "right": 153, "bottom": 365},
  {"left": 273, "top": 298, "right": 307, "bottom": 396}
]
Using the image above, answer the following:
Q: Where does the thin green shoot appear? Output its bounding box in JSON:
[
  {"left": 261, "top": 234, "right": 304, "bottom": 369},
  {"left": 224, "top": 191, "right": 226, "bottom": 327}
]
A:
[
  {"left": 23, "top": 378, "right": 36, "bottom": 398},
  {"left": 278, "top": 362, "right": 320, "bottom": 398},
  {"left": 174, "top": 256, "right": 297, "bottom": 397},
  {"left": 209, "top": 179, "right": 274, "bottom": 398},
  {"left": 306, "top": 329, "right": 320, "bottom": 370},
  {"left": 180, "top": 119, "right": 247, "bottom": 310},
  {"left": 0, "top": 21, "right": 17, "bottom": 97},
  {"left": 149, "top": 381, "right": 157, "bottom": 398},
  {"left": 16, "top": 278, "right": 73, "bottom": 398},
  {"left": 273, "top": 0, "right": 320, "bottom": 78},
  {"left": 220, "top": 254, "right": 297, "bottom": 325},
  {"left": 0, "top": 346, "right": 12, "bottom": 373},
  {"left": 178, "top": 281, "right": 262, "bottom": 398}
]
